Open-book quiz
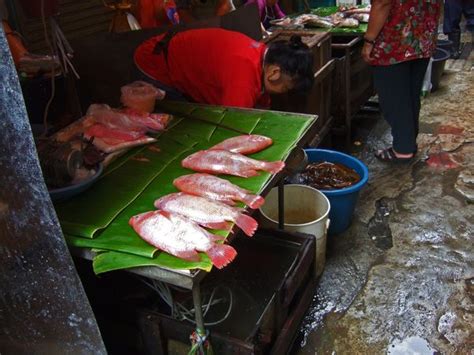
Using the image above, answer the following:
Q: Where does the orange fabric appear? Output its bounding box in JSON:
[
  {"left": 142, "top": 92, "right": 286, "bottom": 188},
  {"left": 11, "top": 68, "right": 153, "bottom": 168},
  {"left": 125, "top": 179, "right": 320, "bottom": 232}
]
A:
[
  {"left": 136, "top": 0, "right": 177, "bottom": 28},
  {"left": 2, "top": 21, "right": 28, "bottom": 66}
]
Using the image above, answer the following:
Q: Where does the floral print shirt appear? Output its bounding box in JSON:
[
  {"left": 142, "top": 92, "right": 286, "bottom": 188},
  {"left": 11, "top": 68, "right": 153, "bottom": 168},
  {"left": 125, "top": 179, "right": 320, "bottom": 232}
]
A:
[{"left": 370, "top": 0, "right": 441, "bottom": 66}]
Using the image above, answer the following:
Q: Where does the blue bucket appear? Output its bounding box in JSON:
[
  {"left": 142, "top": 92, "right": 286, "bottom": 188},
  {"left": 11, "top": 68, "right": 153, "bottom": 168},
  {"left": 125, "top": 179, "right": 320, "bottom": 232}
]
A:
[{"left": 304, "top": 149, "right": 369, "bottom": 235}]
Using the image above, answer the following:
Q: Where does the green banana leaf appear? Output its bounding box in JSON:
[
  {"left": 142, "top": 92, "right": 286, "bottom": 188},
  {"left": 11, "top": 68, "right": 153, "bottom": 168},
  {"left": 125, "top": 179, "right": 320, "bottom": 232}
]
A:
[
  {"left": 57, "top": 102, "right": 315, "bottom": 273},
  {"left": 92, "top": 250, "right": 213, "bottom": 274}
]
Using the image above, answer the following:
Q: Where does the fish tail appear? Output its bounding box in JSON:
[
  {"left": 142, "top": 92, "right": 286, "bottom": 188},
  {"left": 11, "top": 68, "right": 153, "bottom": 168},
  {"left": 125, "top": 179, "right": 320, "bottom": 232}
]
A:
[
  {"left": 207, "top": 244, "right": 237, "bottom": 269},
  {"left": 263, "top": 161, "right": 285, "bottom": 174},
  {"left": 235, "top": 213, "right": 258, "bottom": 237},
  {"left": 241, "top": 194, "right": 265, "bottom": 209}
]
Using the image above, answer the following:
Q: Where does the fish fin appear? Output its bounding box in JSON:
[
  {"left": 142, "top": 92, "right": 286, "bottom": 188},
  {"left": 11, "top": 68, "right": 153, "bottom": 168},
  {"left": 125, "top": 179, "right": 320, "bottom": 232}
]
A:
[
  {"left": 239, "top": 170, "right": 260, "bottom": 178},
  {"left": 208, "top": 234, "right": 226, "bottom": 242},
  {"left": 241, "top": 194, "right": 265, "bottom": 209},
  {"left": 158, "top": 210, "right": 172, "bottom": 219},
  {"left": 263, "top": 161, "right": 285, "bottom": 174},
  {"left": 203, "top": 221, "right": 233, "bottom": 231},
  {"left": 235, "top": 213, "right": 258, "bottom": 237},
  {"left": 174, "top": 249, "right": 201, "bottom": 262},
  {"left": 206, "top": 244, "right": 237, "bottom": 269}
]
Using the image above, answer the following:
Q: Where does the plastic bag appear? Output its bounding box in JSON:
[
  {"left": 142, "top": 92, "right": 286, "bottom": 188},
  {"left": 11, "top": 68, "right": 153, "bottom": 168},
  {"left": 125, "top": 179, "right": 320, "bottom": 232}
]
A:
[
  {"left": 120, "top": 81, "right": 165, "bottom": 113},
  {"left": 421, "top": 58, "right": 433, "bottom": 96}
]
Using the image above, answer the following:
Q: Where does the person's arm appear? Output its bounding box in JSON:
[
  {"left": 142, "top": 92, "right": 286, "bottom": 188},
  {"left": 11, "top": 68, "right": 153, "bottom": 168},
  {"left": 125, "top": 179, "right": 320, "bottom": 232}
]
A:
[{"left": 362, "top": 0, "right": 393, "bottom": 63}]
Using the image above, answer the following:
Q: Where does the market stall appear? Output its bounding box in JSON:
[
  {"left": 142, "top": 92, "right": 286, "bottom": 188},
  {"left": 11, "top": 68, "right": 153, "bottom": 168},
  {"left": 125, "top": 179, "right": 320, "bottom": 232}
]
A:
[
  {"left": 270, "top": 5, "right": 375, "bottom": 147},
  {"left": 49, "top": 99, "right": 320, "bottom": 352}
]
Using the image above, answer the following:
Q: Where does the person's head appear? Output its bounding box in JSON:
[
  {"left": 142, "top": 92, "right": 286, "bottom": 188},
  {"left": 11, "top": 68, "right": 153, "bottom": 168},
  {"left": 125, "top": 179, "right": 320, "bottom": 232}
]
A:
[{"left": 263, "top": 35, "right": 314, "bottom": 95}]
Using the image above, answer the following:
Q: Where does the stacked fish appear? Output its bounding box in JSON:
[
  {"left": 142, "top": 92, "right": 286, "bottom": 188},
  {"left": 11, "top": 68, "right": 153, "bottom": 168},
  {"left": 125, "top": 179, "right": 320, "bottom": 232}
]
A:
[
  {"left": 130, "top": 135, "right": 285, "bottom": 269},
  {"left": 84, "top": 104, "right": 171, "bottom": 153},
  {"left": 274, "top": 5, "right": 370, "bottom": 29}
]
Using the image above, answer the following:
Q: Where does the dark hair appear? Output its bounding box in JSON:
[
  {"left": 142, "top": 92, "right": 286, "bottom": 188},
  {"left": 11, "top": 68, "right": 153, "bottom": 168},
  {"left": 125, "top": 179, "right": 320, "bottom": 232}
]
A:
[{"left": 264, "top": 35, "right": 314, "bottom": 92}]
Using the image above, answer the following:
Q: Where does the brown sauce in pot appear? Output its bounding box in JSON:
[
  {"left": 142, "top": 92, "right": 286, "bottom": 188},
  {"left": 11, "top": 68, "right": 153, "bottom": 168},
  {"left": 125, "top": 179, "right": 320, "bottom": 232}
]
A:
[{"left": 299, "top": 161, "right": 361, "bottom": 190}]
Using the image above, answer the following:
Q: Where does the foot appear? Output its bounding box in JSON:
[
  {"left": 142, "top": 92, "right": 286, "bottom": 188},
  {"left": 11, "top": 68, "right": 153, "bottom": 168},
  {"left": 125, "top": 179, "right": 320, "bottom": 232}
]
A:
[{"left": 375, "top": 147, "right": 414, "bottom": 163}]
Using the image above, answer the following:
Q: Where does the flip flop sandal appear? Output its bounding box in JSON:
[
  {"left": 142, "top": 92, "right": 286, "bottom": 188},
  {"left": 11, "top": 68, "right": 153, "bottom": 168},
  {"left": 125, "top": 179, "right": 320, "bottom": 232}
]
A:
[{"left": 374, "top": 147, "right": 414, "bottom": 163}]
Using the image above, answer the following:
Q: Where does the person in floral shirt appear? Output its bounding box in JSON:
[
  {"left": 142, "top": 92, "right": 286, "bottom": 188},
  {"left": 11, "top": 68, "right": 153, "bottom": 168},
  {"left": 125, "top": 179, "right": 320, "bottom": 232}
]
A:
[{"left": 362, "top": 0, "right": 441, "bottom": 162}]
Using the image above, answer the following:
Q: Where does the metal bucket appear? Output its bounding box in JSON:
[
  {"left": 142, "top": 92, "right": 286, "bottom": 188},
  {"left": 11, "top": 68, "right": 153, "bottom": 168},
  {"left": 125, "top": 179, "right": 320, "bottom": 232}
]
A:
[{"left": 259, "top": 184, "right": 330, "bottom": 277}]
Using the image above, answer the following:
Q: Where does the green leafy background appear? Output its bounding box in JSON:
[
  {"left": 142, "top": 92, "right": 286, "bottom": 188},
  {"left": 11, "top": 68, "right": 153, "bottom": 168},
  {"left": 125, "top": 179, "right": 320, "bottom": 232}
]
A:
[{"left": 57, "top": 102, "right": 315, "bottom": 274}]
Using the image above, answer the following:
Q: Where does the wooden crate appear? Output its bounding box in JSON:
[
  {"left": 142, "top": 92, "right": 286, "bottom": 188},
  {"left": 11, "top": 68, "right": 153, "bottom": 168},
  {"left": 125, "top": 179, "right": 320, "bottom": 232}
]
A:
[{"left": 331, "top": 35, "right": 375, "bottom": 147}]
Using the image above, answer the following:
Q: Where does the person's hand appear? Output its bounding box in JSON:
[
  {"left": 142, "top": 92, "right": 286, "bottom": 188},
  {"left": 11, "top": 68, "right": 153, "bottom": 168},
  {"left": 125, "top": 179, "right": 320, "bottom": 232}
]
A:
[{"left": 362, "top": 41, "right": 374, "bottom": 63}]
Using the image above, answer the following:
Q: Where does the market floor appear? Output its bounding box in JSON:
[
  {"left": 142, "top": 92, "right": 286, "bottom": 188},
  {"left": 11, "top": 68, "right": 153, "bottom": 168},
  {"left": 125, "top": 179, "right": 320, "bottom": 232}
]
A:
[{"left": 295, "top": 51, "right": 474, "bottom": 353}]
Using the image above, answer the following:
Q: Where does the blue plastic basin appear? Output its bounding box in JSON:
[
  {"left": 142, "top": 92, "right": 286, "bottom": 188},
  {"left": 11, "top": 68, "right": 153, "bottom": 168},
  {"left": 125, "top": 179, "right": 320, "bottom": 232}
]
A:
[{"left": 304, "top": 149, "right": 369, "bottom": 235}]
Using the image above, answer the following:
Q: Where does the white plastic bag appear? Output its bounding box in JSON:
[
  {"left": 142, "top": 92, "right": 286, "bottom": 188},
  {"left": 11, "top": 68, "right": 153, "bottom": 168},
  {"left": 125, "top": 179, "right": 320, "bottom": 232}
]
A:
[{"left": 422, "top": 57, "right": 433, "bottom": 96}]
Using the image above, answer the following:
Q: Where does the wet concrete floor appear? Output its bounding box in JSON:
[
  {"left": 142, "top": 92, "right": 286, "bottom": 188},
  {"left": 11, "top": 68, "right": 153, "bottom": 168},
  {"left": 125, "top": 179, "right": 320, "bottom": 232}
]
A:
[{"left": 295, "top": 49, "right": 474, "bottom": 353}]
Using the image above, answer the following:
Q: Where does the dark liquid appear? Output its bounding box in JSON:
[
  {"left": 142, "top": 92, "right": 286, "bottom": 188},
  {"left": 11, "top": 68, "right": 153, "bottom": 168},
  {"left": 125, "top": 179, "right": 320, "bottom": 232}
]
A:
[{"left": 298, "top": 161, "right": 361, "bottom": 190}]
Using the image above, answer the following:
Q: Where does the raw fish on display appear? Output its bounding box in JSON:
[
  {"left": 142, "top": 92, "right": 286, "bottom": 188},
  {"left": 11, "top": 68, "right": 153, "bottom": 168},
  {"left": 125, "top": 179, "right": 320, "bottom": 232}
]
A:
[
  {"left": 121, "top": 108, "right": 170, "bottom": 131},
  {"left": 129, "top": 210, "right": 237, "bottom": 268},
  {"left": 85, "top": 124, "right": 146, "bottom": 142},
  {"left": 173, "top": 173, "right": 265, "bottom": 209},
  {"left": 342, "top": 6, "right": 371, "bottom": 15},
  {"left": 154, "top": 192, "right": 258, "bottom": 236},
  {"left": 294, "top": 14, "right": 334, "bottom": 28},
  {"left": 209, "top": 134, "right": 273, "bottom": 155},
  {"left": 337, "top": 18, "right": 359, "bottom": 28},
  {"left": 87, "top": 104, "right": 170, "bottom": 133},
  {"left": 87, "top": 136, "right": 157, "bottom": 154},
  {"left": 182, "top": 149, "right": 285, "bottom": 178},
  {"left": 350, "top": 13, "right": 369, "bottom": 23}
]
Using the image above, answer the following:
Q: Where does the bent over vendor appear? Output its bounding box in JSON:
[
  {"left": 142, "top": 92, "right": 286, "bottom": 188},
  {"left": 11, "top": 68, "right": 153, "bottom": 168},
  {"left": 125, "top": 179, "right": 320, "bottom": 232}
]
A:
[{"left": 134, "top": 28, "right": 314, "bottom": 108}]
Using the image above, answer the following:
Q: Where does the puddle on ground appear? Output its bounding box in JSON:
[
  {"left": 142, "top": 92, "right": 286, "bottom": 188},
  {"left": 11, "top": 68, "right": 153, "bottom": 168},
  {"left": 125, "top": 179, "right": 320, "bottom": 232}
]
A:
[{"left": 387, "top": 336, "right": 436, "bottom": 355}]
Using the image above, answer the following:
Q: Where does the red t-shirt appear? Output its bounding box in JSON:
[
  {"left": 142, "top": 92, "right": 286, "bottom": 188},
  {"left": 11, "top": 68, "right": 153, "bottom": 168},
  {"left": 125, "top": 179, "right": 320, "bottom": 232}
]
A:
[
  {"left": 370, "top": 0, "right": 441, "bottom": 66},
  {"left": 134, "top": 28, "right": 269, "bottom": 108}
]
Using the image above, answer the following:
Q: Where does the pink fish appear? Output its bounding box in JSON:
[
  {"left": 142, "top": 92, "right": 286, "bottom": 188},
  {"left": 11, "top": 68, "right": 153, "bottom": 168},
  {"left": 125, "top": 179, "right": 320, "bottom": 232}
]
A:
[
  {"left": 154, "top": 192, "right": 258, "bottom": 237},
  {"left": 173, "top": 173, "right": 265, "bottom": 209},
  {"left": 87, "top": 104, "right": 170, "bottom": 133},
  {"left": 129, "top": 210, "right": 236, "bottom": 269},
  {"left": 209, "top": 135, "right": 273, "bottom": 155},
  {"left": 182, "top": 149, "right": 285, "bottom": 178},
  {"left": 85, "top": 124, "right": 146, "bottom": 142}
]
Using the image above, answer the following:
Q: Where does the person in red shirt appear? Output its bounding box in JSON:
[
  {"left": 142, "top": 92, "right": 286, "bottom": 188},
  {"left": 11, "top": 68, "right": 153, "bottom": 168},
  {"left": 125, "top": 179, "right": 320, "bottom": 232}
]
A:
[
  {"left": 362, "top": 0, "right": 441, "bottom": 163},
  {"left": 134, "top": 28, "right": 314, "bottom": 108}
]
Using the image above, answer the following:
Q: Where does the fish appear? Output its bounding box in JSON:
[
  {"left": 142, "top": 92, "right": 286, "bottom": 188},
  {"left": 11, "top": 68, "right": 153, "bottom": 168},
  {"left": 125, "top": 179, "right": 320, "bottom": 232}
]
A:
[
  {"left": 85, "top": 124, "right": 146, "bottom": 142},
  {"left": 154, "top": 192, "right": 258, "bottom": 237},
  {"left": 89, "top": 136, "right": 156, "bottom": 153},
  {"left": 173, "top": 173, "right": 265, "bottom": 209},
  {"left": 182, "top": 149, "right": 285, "bottom": 178},
  {"left": 121, "top": 108, "right": 171, "bottom": 132},
  {"left": 87, "top": 104, "right": 170, "bottom": 133},
  {"left": 209, "top": 135, "right": 273, "bottom": 155},
  {"left": 337, "top": 18, "right": 359, "bottom": 28},
  {"left": 295, "top": 14, "right": 334, "bottom": 28},
  {"left": 350, "top": 13, "right": 370, "bottom": 23},
  {"left": 342, "top": 6, "right": 371, "bottom": 15},
  {"left": 129, "top": 210, "right": 237, "bottom": 269}
]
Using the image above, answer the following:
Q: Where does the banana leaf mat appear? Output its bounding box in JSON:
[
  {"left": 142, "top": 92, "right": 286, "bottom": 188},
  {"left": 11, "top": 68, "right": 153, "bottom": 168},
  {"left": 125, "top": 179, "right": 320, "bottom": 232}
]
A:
[{"left": 58, "top": 102, "right": 316, "bottom": 273}]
